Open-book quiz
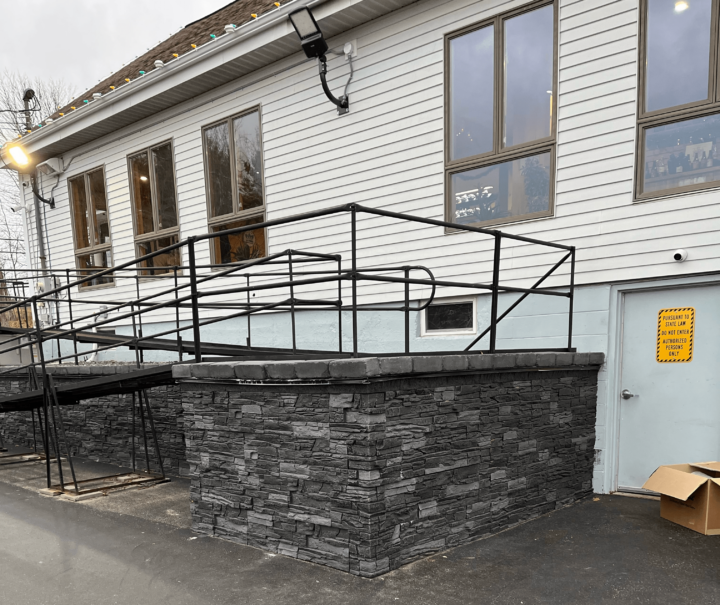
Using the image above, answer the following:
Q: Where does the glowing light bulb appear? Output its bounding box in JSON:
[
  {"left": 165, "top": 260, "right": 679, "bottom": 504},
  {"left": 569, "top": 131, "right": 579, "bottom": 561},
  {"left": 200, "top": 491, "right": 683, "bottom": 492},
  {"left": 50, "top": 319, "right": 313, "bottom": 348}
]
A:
[
  {"left": 675, "top": 1, "right": 689, "bottom": 12},
  {"left": 140, "top": 176, "right": 148, "bottom": 182},
  {"left": 8, "top": 146, "right": 29, "bottom": 166}
]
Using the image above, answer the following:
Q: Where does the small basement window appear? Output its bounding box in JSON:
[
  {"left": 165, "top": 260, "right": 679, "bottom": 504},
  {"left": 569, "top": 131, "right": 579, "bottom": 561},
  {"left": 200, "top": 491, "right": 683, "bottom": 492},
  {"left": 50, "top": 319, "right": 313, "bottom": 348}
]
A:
[{"left": 422, "top": 299, "right": 476, "bottom": 335}]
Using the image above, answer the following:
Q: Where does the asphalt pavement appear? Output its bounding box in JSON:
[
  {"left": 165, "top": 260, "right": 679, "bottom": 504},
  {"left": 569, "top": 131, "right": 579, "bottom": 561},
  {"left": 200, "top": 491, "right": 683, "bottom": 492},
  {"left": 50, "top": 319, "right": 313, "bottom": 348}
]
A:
[{"left": 1, "top": 450, "right": 719, "bottom": 605}]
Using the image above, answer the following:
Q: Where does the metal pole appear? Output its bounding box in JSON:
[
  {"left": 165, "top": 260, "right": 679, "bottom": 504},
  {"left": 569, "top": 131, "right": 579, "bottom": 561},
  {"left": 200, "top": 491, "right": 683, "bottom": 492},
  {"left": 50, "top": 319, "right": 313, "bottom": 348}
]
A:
[
  {"left": 351, "top": 206, "right": 358, "bottom": 357},
  {"left": 174, "top": 267, "right": 182, "bottom": 362},
  {"left": 52, "top": 274, "right": 62, "bottom": 364},
  {"left": 30, "top": 178, "right": 50, "bottom": 293},
  {"left": 142, "top": 390, "right": 165, "bottom": 479},
  {"left": 32, "top": 299, "right": 53, "bottom": 488},
  {"left": 23, "top": 94, "right": 50, "bottom": 292},
  {"left": 131, "top": 392, "right": 136, "bottom": 473},
  {"left": 30, "top": 367, "right": 49, "bottom": 460},
  {"left": 337, "top": 255, "right": 342, "bottom": 354},
  {"left": 135, "top": 276, "right": 144, "bottom": 364},
  {"left": 246, "top": 275, "right": 252, "bottom": 349},
  {"left": 568, "top": 248, "right": 576, "bottom": 351},
  {"left": 31, "top": 408, "right": 37, "bottom": 452},
  {"left": 137, "top": 391, "right": 152, "bottom": 473},
  {"left": 187, "top": 239, "right": 202, "bottom": 362},
  {"left": 48, "top": 375, "right": 79, "bottom": 494},
  {"left": 46, "top": 376, "right": 65, "bottom": 489},
  {"left": 35, "top": 404, "right": 49, "bottom": 464},
  {"left": 489, "top": 234, "right": 502, "bottom": 353},
  {"left": 289, "top": 251, "right": 297, "bottom": 353},
  {"left": 404, "top": 267, "right": 410, "bottom": 354},
  {"left": 23, "top": 95, "right": 32, "bottom": 131},
  {"left": 130, "top": 303, "right": 141, "bottom": 369},
  {"left": 66, "top": 269, "right": 79, "bottom": 365}
]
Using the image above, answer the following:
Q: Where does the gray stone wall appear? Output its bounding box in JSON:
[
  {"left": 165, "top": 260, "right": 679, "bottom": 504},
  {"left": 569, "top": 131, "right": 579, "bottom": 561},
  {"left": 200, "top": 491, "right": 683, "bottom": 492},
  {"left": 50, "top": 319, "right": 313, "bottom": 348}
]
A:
[
  {"left": 178, "top": 352, "right": 602, "bottom": 576},
  {"left": 0, "top": 366, "right": 188, "bottom": 476}
]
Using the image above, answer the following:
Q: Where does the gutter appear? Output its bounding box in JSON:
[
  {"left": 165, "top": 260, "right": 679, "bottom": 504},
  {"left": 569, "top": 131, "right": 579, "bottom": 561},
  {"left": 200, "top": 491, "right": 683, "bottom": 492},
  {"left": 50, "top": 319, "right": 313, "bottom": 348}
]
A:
[{"left": 18, "top": 0, "right": 330, "bottom": 155}]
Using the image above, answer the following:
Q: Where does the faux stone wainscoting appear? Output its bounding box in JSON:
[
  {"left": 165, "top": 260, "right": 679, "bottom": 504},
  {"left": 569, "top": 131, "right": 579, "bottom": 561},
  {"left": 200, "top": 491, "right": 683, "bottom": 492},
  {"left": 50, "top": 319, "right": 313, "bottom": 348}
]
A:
[
  {"left": 0, "top": 366, "right": 188, "bottom": 476},
  {"left": 177, "top": 352, "right": 603, "bottom": 577}
]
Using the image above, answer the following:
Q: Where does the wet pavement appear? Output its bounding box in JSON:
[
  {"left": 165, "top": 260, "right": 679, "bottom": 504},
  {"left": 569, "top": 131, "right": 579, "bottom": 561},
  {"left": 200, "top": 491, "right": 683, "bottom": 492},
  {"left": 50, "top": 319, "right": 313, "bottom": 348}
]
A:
[{"left": 1, "top": 449, "right": 719, "bottom": 605}]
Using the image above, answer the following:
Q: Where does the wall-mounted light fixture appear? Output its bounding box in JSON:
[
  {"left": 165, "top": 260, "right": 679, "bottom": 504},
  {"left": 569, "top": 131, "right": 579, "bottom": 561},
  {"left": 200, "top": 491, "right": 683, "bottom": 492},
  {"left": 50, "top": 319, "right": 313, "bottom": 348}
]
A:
[
  {"left": 0, "top": 144, "right": 55, "bottom": 208},
  {"left": 7, "top": 145, "right": 30, "bottom": 167},
  {"left": 289, "top": 7, "right": 353, "bottom": 116}
]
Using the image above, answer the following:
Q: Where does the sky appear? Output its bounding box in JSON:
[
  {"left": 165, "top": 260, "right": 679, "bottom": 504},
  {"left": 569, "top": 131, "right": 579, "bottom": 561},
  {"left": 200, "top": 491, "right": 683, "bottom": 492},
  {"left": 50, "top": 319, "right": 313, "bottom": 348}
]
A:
[{"left": 1, "top": 0, "right": 234, "bottom": 96}]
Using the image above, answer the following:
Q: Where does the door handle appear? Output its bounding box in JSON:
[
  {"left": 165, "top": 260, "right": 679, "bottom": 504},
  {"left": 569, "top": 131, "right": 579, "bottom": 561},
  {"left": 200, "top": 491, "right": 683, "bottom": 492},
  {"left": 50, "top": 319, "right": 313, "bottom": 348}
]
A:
[{"left": 621, "top": 389, "right": 635, "bottom": 400}]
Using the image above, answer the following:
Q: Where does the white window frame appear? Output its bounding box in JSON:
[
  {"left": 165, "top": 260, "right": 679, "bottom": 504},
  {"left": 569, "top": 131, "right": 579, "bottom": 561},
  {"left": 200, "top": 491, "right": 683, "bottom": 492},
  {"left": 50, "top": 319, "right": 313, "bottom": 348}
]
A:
[{"left": 420, "top": 296, "right": 478, "bottom": 337}]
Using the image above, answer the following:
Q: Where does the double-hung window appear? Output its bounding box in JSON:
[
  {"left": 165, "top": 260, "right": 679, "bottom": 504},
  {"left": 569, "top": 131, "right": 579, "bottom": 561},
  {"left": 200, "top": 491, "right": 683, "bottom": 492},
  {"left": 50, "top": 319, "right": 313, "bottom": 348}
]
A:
[
  {"left": 68, "top": 167, "right": 113, "bottom": 289},
  {"left": 202, "top": 108, "right": 266, "bottom": 265},
  {"left": 445, "top": 1, "right": 557, "bottom": 228},
  {"left": 128, "top": 141, "right": 181, "bottom": 275},
  {"left": 637, "top": 0, "right": 720, "bottom": 198}
]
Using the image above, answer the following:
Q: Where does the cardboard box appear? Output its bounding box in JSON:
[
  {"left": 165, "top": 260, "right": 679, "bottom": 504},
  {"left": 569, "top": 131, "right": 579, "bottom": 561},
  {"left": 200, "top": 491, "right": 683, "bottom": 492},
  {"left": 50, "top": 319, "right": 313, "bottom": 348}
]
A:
[{"left": 643, "top": 462, "right": 720, "bottom": 536}]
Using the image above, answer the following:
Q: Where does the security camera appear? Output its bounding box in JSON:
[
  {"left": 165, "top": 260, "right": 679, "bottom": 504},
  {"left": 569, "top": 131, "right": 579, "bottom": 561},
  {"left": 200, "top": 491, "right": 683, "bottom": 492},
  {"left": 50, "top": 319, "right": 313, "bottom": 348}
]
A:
[
  {"left": 673, "top": 249, "right": 688, "bottom": 262},
  {"left": 10, "top": 202, "right": 31, "bottom": 213}
]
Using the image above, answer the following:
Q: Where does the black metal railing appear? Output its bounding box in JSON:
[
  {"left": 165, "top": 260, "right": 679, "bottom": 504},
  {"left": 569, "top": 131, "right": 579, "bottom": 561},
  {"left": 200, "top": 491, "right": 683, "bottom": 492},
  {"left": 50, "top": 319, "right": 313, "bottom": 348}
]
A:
[{"left": 0, "top": 203, "right": 576, "bottom": 375}]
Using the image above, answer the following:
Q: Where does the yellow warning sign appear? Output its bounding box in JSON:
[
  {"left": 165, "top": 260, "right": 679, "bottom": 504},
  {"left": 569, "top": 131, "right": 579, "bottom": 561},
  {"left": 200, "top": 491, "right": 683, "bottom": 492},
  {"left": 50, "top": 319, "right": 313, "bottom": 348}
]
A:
[{"left": 657, "top": 307, "right": 695, "bottom": 363}]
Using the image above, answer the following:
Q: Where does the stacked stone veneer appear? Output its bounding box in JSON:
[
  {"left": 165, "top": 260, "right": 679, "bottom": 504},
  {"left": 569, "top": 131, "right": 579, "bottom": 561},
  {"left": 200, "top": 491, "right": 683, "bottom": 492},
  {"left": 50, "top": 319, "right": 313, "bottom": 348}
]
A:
[
  {"left": 177, "top": 352, "right": 603, "bottom": 576},
  {"left": 0, "top": 365, "right": 188, "bottom": 476}
]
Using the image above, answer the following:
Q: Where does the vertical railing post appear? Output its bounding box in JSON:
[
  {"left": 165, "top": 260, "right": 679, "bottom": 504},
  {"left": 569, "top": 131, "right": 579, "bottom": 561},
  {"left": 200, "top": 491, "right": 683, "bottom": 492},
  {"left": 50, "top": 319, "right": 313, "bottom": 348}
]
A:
[
  {"left": 336, "top": 255, "right": 342, "bottom": 354},
  {"left": 489, "top": 233, "right": 502, "bottom": 354},
  {"left": 137, "top": 390, "right": 151, "bottom": 473},
  {"left": 12, "top": 282, "right": 24, "bottom": 365},
  {"left": 351, "top": 206, "right": 358, "bottom": 357},
  {"left": 173, "top": 267, "right": 182, "bottom": 362},
  {"left": 131, "top": 392, "right": 136, "bottom": 472},
  {"left": 135, "top": 275, "right": 144, "bottom": 364},
  {"left": 130, "top": 303, "right": 141, "bottom": 369},
  {"left": 246, "top": 275, "right": 252, "bottom": 349},
  {"left": 187, "top": 238, "right": 202, "bottom": 363},
  {"left": 47, "top": 374, "right": 79, "bottom": 494},
  {"left": 404, "top": 266, "right": 410, "bottom": 354},
  {"left": 289, "top": 251, "right": 297, "bottom": 353},
  {"left": 32, "top": 298, "right": 52, "bottom": 489},
  {"left": 567, "top": 247, "right": 576, "bottom": 351},
  {"left": 66, "top": 269, "right": 79, "bottom": 365},
  {"left": 52, "top": 274, "right": 62, "bottom": 364},
  {"left": 142, "top": 390, "right": 165, "bottom": 479}
]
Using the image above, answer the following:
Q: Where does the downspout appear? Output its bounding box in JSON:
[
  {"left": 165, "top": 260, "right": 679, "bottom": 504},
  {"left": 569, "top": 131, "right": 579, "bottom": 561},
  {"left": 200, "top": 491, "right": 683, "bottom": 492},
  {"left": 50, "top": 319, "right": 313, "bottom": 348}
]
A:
[
  {"left": 18, "top": 177, "right": 31, "bottom": 272},
  {"left": 22, "top": 96, "right": 50, "bottom": 295},
  {"left": 31, "top": 177, "right": 49, "bottom": 292}
]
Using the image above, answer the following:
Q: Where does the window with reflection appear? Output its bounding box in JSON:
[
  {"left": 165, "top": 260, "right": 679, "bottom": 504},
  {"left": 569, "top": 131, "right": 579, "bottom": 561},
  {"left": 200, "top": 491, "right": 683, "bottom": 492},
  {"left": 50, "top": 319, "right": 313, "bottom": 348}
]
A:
[
  {"left": 202, "top": 108, "right": 266, "bottom": 264},
  {"left": 638, "top": 0, "right": 720, "bottom": 197},
  {"left": 452, "top": 152, "right": 551, "bottom": 225},
  {"left": 68, "top": 167, "right": 114, "bottom": 289},
  {"left": 446, "top": 1, "right": 556, "bottom": 227},
  {"left": 128, "top": 141, "right": 179, "bottom": 273},
  {"left": 642, "top": 113, "right": 720, "bottom": 194},
  {"left": 645, "top": 0, "right": 712, "bottom": 114}
]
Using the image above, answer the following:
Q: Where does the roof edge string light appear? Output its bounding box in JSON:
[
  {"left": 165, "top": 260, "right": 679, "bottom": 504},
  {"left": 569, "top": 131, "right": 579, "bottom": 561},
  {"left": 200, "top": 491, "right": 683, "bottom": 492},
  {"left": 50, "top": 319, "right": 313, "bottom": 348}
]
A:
[{"left": 26, "top": 1, "right": 290, "bottom": 129}]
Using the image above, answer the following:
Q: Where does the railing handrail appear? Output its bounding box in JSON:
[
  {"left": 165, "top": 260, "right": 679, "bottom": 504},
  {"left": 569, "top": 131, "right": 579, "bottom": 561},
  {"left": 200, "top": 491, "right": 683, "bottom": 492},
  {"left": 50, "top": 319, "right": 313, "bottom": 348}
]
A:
[{"left": 0, "top": 204, "right": 577, "bottom": 374}]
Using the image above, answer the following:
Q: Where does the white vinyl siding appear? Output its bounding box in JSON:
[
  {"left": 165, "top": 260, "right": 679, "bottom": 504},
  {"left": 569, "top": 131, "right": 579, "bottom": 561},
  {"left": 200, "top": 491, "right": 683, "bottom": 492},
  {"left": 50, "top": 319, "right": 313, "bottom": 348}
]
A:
[{"left": 19, "top": 0, "right": 720, "bottom": 327}]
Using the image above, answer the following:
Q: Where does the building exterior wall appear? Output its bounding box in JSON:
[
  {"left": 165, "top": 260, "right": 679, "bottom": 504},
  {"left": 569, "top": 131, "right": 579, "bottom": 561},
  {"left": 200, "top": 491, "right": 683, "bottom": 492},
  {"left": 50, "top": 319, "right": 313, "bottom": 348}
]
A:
[
  {"left": 19, "top": 0, "right": 719, "bottom": 315},
  {"left": 11, "top": 0, "right": 720, "bottom": 496}
]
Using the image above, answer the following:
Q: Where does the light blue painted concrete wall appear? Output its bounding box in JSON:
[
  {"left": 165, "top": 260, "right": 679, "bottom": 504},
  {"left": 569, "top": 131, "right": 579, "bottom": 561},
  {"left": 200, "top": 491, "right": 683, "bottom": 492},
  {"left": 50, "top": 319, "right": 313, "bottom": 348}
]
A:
[
  {"left": 48, "top": 284, "right": 611, "bottom": 493},
  {"left": 70, "top": 283, "right": 611, "bottom": 362}
]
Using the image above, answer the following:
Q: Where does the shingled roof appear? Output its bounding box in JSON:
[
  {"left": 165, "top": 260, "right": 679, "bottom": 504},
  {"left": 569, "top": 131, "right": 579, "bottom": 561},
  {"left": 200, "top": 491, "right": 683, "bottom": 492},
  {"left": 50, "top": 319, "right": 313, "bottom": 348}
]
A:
[{"left": 45, "top": 0, "right": 288, "bottom": 126}]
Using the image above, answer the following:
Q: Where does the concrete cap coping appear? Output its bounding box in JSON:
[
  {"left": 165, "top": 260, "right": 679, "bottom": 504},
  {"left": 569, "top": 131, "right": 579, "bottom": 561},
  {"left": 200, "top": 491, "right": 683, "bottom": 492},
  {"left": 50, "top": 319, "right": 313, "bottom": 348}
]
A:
[{"left": 173, "top": 352, "right": 605, "bottom": 381}]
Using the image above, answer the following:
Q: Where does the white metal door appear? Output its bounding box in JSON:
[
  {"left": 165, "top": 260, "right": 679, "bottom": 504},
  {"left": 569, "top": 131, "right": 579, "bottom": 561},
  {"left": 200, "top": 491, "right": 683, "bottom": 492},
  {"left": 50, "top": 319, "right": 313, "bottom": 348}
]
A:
[{"left": 617, "top": 284, "right": 720, "bottom": 492}]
